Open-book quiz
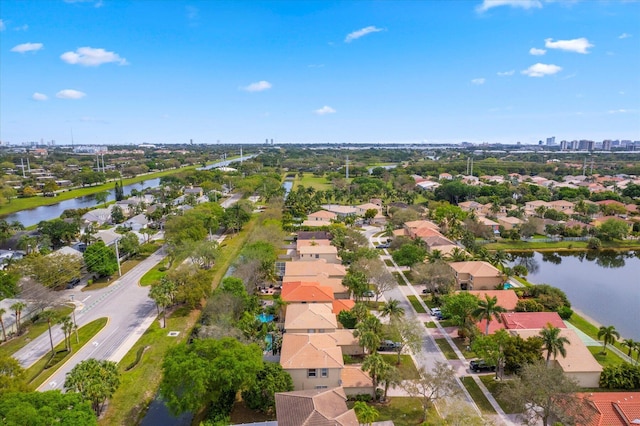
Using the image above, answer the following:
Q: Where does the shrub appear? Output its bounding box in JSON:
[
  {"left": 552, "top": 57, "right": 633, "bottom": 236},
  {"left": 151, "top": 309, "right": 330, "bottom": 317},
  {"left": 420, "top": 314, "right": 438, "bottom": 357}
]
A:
[
  {"left": 599, "top": 364, "right": 640, "bottom": 390},
  {"left": 556, "top": 306, "right": 573, "bottom": 320},
  {"left": 587, "top": 237, "right": 602, "bottom": 250},
  {"left": 353, "top": 393, "right": 372, "bottom": 402}
]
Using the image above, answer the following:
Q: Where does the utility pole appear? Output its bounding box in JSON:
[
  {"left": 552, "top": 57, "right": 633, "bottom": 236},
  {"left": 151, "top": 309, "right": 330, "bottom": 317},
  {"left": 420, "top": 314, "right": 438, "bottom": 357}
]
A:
[
  {"left": 69, "top": 295, "right": 79, "bottom": 344},
  {"left": 114, "top": 239, "right": 122, "bottom": 277},
  {"left": 346, "top": 155, "right": 349, "bottom": 179}
]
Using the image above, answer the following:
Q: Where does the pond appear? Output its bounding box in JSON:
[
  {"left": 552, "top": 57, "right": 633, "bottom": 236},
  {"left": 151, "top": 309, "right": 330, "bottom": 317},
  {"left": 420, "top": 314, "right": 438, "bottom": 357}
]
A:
[{"left": 510, "top": 250, "right": 640, "bottom": 340}]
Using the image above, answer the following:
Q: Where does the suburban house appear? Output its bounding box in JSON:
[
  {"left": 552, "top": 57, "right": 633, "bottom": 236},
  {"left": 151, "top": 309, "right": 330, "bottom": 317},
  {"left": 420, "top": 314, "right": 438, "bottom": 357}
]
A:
[
  {"left": 320, "top": 204, "right": 358, "bottom": 217},
  {"left": 82, "top": 208, "right": 113, "bottom": 226},
  {"left": 466, "top": 290, "right": 519, "bottom": 311},
  {"left": 281, "top": 281, "right": 335, "bottom": 304},
  {"left": 439, "top": 172, "right": 453, "bottom": 180},
  {"left": 477, "top": 311, "right": 567, "bottom": 335},
  {"left": 280, "top": 333, "right": 344, "bottom": 390},
  {"left": 448, "top": 261, "right": 504, "bottom": 290},
  {"left": 123, "top": 213, "right": 149, "bottom": 231},
  {"left": 575, "top": 392, "right": 640, "bottom": 425},
  {"left": 524, "top": 200, "right": 551, "bottom": 216},
  {"left": 548, "top": 200, "right": 575, "bottom": 213},
  {"left": 284, "top": 260, "right": 346, "bottom": 279},
  {"left": 274, "top": 387, "right": 359, "bottom": 426},
  {"left": 403, "top": 220, "right": 441, "bottom": 239},
  {"left": 284, "top": 303, "right": 338, "bottom": 333},
  {"left": 476, "top": 216, "right": 500, "bottom": 234},
  {"left": 297, "top": 244, "right": 340, "bottom": 264},
  {"left": 297, "top": 231, "right": 332, "bottom": 241},
  {"left": 330, "top": 329, "right": 363, "bottom": 356},
  {"left": 283, "top": 273, "right": 350, "bottom": 299},
  {"left": 340, "top": 367, "right": 374, "bottom": 396},
  {"left": 512, "top": 328, "right": 602, "bottom": 388},
  {"left": 303, "top": 210, "right": 337, "bottom": 227},
  {"left": 95, "top": 229, "right": 122, "bottom": 247},
  {"left": 183, "top": 186, "right": 203, "bottom": 197},
  {"left": 498, "top": 216, "right": 523, "bottom": 230},
  {"left": 332, "top": 299, "right": 356, "bottom": 316}
]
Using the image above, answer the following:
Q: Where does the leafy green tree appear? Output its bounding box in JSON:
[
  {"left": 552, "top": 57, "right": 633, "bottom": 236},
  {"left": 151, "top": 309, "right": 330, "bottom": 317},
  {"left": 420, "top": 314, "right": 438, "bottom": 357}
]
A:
[
  {"left": 0, "top": 353, "right": 29, "bottom": 395},
  {"left": 500, "top": 361, "right": 585, "bottom": 426},
  {"left": 378, "top": 362, "right": 401, "bottom": 402},
  {"left": 94, "top": 191, "right": 109, "bottom": 207},
  {"left": 380, "top": 299, "right": 404, "bottom": 322},
  {"left": 118, "top": 232, "right": 140, "bottom": 258},
  {"left": 412, "top": 261, "right": 456, "bottom": 294},
  {"left": 150, "top": 278, "right": 175, "bottom": 328},
  {"left": 597, "top": 218, "right": 629, "bottom": 241},
  {"left": 342, "top": 270, "right": 369, "bottom": 301},
  {"left": 597, "top": 325, "right": 620, "bottom": 354},
  {"left": 391, "top": 243, "right": 427, "bottom": 267},
  {"left": 599, "top": 363, "right": 640, "bottom": 390},
  {"left": 0, "top": 270, "right": 19, "bottom": 300},
  {"left": 539, "top": 324, "right": 570, "bottom": 365},
  {"left": 337, "top": 309, "right": 357, "bottom": 329},
  {"left": 241, "top": 362, "right": 293, "bottom": 414},
  {"left": 222, "top": 203, "right": 252, "bottom": 233},
  {"left": 84, "top": 241, "right": 118, "bottom": 277},
  {"left": 9, "top": 301, "right": 26, "bottom": 335},
  {"left": 354, "top": 314, "right": 383, "bottom": 354},
  {"left": 386, "top": 317, "right": 422, "bottom": 366},
  {"left": 165, "top": 213, "right": 208, "bottom": 245},
  {"left": 441, "top": 292, "right": 480, "bottom": 338},
  {"left": 65, "top": 358, "right": 120, "bottom": 416},
  {"left": 0, "top": 391, "right": 97, "bottom": 425},
  {"left": 110, "top": 205, "right": 125, "bottom": 224},
  {"left": 354, "top": 401, "right": 379, "bottom": 426},
  {"left": 160, "top": 338, "right": 262, "bottom": 415},
  {"left": 37, "top": 219, "right": 79, "bottom": 248},
  {"left": 362, "top": 352, "right": 388, "bottom": 392},
  {"left": 402, "top": 362, "right": 461, "bottom": 423},
  {"left": 473, "top": 295, "right": 506, "bottom": 336},
  {"left": 503, "top": 334, "right": 544, "bottom": 375},
  {"left": 17, "top": 253, "right": 83, "bottom": 290},
  {"left": 471, "top": 329, "right": 511, "bottom": 379}
]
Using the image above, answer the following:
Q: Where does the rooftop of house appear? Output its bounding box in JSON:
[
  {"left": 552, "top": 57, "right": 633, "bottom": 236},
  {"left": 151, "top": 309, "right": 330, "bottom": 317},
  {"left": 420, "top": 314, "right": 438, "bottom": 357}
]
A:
[
  {"left": 284, "top": 260, "right": 347, "bottom": 278},
  {"left": 357, "top": 202, "right": 382, "bottom": 211},
  {"left": 309, "top": 210, "right": 338, "bottom": 219},
  {"left": 577, "top": 392, "right": 640, "bottom": 426},
  {"left": 498, "top": 216, "right": 524, "bottom": 224},
  {"left": 298, "top": 245, "right": 339, "bottom": 255},
  {"left": 296, "top": 239, "right": 332, "bottom": 248},
  {"left": 448, "top": 261, "right": 502, "bottom": 278},
  {"left": 321, "top": 204, "right": 358, "bottom": 215},
  {"left": 477, "top": 216, "right": 499, "bottom": 226},
  {"left": 466, "top": 290, "right": 519, "bottom": 311},
  {"left": 283, "top": 274, "right": 348, "bottom": 295},
  {"left": 284, "top": 303, "right": 338, "bottom": 331},
  {"left": 280, "top": 333, "right": 344, "bottom": 370},
  {"left": 501, "top": 311, "right": 566, "bottom": 330},
  {"left": 330, "top": 329, "right": 358, "bottom": 346},
  {"left": 404, "top": 220, "right": 440, "bottom": 230},
  {"left": 281, "top": 281, "right": 335, "bottom": 303},
  {"left": 413, "top": 227, "right": 444, "bottom": 239},
  {"left": 275, "top": 387, "right": 359, "bottom": 426},
  {"left": 341, "top": 367, "right": 373, "bottom": 389},
  {"left": 297, "top": 231, "right": 332, "bottom": 240},
  {"left": 332, "top": 299, "right": 355, "bottom": 315}
]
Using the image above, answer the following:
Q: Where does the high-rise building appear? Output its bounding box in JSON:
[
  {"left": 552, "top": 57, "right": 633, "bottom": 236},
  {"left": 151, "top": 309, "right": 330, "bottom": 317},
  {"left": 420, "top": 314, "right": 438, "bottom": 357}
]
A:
[
  {"left": 560, "top": 140, "right": 568, "bottom": 150},
  {"left": 546, "top": 136, "right": 556, "bottom": 146},
  {"left": 602, "top": 140, "right": 612, "bottom": 151}
]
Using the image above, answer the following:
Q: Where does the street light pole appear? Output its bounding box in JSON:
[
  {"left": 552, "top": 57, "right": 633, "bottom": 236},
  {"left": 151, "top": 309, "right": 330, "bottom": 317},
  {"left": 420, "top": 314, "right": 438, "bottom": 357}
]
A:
[{"left": 115, "top": 239, "right": 122, "bottom": 277}]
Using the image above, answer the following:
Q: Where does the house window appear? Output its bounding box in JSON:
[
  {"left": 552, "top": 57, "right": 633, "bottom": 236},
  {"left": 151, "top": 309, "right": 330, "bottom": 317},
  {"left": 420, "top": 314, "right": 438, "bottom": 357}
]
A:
[
  {"left": 315, "top": 385, "right": 328, "bottom": 389},
  {"left": 315, "top": 254, "right": 320, "bottom": 258},
  {"left": 307, "top": 369, "right": 317, "bottom": 378},
  {"left": 321, "top": 368, "right": 328, "bottom": 378},
  {"left": 308, "top": 329, "right": 315, "bottom": 333}
]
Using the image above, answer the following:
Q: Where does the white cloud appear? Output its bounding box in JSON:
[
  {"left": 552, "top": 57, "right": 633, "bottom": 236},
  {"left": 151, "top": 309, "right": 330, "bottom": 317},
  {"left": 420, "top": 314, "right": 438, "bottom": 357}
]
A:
[
  {"left": 618, "top": 33, "right": 631, "bottom": 39},
  {"left": 0, "top": 19, "right": 5, "bottom": 31},
  {"left": 32, "top": 92, "right": 48, "bottom": 101},
  {"left": 521, "top": 63, "right": 562, "bottom": 77},
  {"left": 345, "top": 26, "right": 383, "bottom": 43},
  {"left": 60, "top": 47, "right": 128, "bottom": 66},
  {"left": 529, "top": 47, "right": 546, "bottom": 55},
  {"left": 544, "top": 37, "right": 593, "bottom": 54},
  {"left": 314, "top": 106, "right": 336, "bottom": 115},
  {"left": 608, "top": 109, "right": 634, "bottom": 114},
  {"left": 497, "top": 70, "right": 515, "bottom": 76},
  {"left": 242, "top": 81, "right": 272, "bottom": 92},
  {"left": 56, "top": 89, "right": 86, "bottom": 99},
  {"left": 15, "top": 24, "right": 28, "bottom": 31},
  {"left": 10, "top": 42, "right": 43, "bottom": 53},
  {"left": 471, "top": 78, "right": 486, "bottom": 85},
  {"left": 476, "top": 0, "right": 542, "bottom": 13}
]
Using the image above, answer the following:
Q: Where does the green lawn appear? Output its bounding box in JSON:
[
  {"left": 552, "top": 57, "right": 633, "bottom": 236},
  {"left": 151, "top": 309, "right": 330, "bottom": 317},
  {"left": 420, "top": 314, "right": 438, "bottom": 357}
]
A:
[
  {"left": 393, "top": 272, "right": 407, "bottom": 285},
  {"left": 0, "top": 305, "right": 74, "bottom": 357},
  {"left": 139, "top": 262, "right": 168, "bottom": 287},
  {"left": 434, "top": 338, "right": 458, "bottom": 360},
  {"left": 451, "top": 337, "right": 476, "bottom": 359},
  {"left": 348, "top": 397, "right": 428, "bottom": 426},
  {"left": 568, "top": 313, "right": 636, "bottom": 357},
  {"left": 381, "top": 354, "right": 420, "bottom": 380},
  {"left": 26, "top": 317, "right": 108, "bottom": 388},
  {"left": 425, "top": 321, "right": 437, "bottom": 328},
  {"left": 484, "top": 239, "right": 640, "bottom": 252},
  {"left": 407, "top": 296, "right": 426, "bottom": 313},
  {"left": 479, "top": 375, "right": 517, "bottom": 414},
  {"left": 588, "top": 346, "right": 628, "bottom": 368},
  {"left": 292, "top": 173, "right": 332, "bottom": 191},
  {"left": 460, "top": 376, "right": 496, "bottom": 414},
  {"left": 385, "top": 259, "right": 395, "bottom": 267}
]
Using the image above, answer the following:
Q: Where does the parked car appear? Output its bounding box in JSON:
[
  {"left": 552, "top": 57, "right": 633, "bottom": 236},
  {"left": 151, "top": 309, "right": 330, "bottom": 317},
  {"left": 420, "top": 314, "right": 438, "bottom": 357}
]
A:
[
  {"left": 66, "top": 277, "right": 81, "bottom": 289},
  {"left": 422, "top": 288, "right": 431, "bottom": 294},
  {"left": 469, "top": 360, "right": 496, "bottom": 373},
  {"left": 375, "top": 243, "right": 390, "bottom": 249},
  {"left": 363, "top": 290, "right": 375, "bottom": 298},
  {"left": 378, "top": 340, "right": 402, "bottom": 352}
]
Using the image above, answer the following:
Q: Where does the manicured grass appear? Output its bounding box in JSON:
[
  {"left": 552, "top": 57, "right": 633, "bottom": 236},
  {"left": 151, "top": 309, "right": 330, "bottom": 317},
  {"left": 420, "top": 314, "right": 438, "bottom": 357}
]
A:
[
  {"left": 588, "top": 346, "right": 628, "bottom": 368},
  {"left": 434, "top": 338, "right": 458, "bottom": 360},
  {"left": 385, "top": 259, "right": 395, "bottom": 267},
  {"left": 439, "top": 319, "right": 457, "bottom": 327},
  {"left": 139, "top": 262, "right": 168, "bottom": 287},
  {"left": 373, "top": 397, "right": 427, "bottom": 426},
  {"left": 451, "top": 337, "right": 476, "bottom": 359},
  {"left": 568, "top": 313, "right": 634, "bottom": 356},
  {"left": 26, "top": 317, "right": 108, "bottom": 388},
  {"left": 99, "top": 308, "right": 201, "bottom": 426},
  {"left": 420, "top": 295, "right": 436, "bottom": 308},
  {"left": 425, "top": 321, "right": 437, "bottom": 328},
  {"left": 293, "top": 173, "right": 332, "bottom": 191},
  {"left": 0, "top": 305, "right": 73, "bottom": 357},
  {"left": 83, "top": 258, "right": 144, "bottom": 291},
  {"left": 460, "top": 376, "right": 496, "bottom": 414},
  {"left": 484, "top": 239, "right": 640, "bottom": 252},
  {"left": 381, "top": 354, "right": 420, "bottom": 380},
  {"left": 479, "top": 375, "right": 517, "bottom": 414},
  {"left": 393, "top": 272, "right": 407, "bottom": 285},
  {"left": 407, "top": 295, "right": 426, "bottom": 313}
]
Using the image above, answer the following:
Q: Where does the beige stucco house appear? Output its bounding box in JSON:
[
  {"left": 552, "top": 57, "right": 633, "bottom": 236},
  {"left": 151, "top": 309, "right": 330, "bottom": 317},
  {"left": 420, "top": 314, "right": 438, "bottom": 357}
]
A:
[
  {"left": 449, "top": 261, "right": 504, "bottom": 290},
  {"left": 284, "top": 303, "right": 338, "bottom": 333},
  {"left": 280, "top": 333, "right": 344, "bottom": 391}
]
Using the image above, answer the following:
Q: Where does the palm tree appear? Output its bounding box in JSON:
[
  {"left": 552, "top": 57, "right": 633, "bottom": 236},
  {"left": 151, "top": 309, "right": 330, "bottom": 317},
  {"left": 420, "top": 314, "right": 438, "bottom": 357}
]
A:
[
  {"left": 473, "top": 295, "right": 506, "bottom": 336},
  {"left": 426, "top": 249, "right": 444, "bottom": 263},
  {"left": 597, "top": 325, "right": 620, "bottom": 354},
  {"left": 448, "top": 247, "right": 470, "bottom": 262},
  {"left": 378, "top": 363, "right": 401, "bottom": 402},
  {"left": 621, "top": 339, "right": 636, "bottom": 357},
  {"left": 635, "top": 342, "right": 640, "bottom": 363},
  {"left": 362, "top": 352, "right": 387, "bottom": 392},
  {"left": 353, "top": 401, "right": 379, "bottom": 426},
  {"left": 40, "top": 310, "right": 58, "bottom": 358},
  {"left": 10, "top": 301, "right": 26, "bottom": 335},
  {"left": 380, "top": 299, "right": 405, "bottom": 322},
  {"left": 0, "top": 308, "right": 7, "bottom": 342},
  {"left": 59, "top": 316, "right": 74, "bottom": 352},
  {"left": 539, "top": 323, "right": 570, "bottom": 365}
]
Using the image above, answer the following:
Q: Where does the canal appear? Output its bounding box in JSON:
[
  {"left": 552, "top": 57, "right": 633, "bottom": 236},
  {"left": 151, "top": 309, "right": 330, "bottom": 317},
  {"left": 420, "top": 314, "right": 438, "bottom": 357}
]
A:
[{"left": 511, "top": 250, "right": 640, "bottom": 340}]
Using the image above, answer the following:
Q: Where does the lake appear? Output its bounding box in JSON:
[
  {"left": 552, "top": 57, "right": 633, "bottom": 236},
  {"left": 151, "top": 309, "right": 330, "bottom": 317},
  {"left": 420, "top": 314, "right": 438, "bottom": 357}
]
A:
[{"left": 511, "top": 251, "right": 640, "bottom": 340}]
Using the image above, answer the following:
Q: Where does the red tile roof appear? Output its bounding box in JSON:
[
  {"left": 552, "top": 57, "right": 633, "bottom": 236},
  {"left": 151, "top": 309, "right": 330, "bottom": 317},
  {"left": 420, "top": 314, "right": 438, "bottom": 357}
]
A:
[
  {"left": 577, "top": 392, "right": 640, "bottom": 426},
  {"left": 281, "top": 281, "right": 335, "bottom": 303},
  {"left": 332, "top": 299, "right": 355, "bottom": 315},
  {"left": 500, "top": 312, "right": 566, "bottom": 330}
]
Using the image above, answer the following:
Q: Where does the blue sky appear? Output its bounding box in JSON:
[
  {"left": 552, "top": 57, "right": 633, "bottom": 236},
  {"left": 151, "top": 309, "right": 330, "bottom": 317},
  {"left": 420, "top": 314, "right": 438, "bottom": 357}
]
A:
[{"left": 1, "top": 0, "right": 639, "bottom": 145}]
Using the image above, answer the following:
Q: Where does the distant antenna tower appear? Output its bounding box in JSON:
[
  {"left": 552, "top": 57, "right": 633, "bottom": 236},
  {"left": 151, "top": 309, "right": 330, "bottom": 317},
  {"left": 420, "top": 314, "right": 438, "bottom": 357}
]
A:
[
  {"left": 346, "top": 155, "right": 349, "bottom": 179},
  {"left": 240, "top": 147, "right": 243, "bottom": 163}
]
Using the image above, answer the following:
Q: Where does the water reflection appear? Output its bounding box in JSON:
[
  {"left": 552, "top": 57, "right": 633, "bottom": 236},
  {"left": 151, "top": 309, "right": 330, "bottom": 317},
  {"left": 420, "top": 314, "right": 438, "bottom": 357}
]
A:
[{"left": 512, "top": 250, "right": 631, "bottom": 270}]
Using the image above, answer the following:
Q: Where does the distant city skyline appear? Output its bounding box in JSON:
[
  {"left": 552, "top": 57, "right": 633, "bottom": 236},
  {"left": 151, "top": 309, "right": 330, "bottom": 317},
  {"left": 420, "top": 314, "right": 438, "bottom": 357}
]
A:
[{"left": 1, "top": 0, "right": 639, "bottom": 145}]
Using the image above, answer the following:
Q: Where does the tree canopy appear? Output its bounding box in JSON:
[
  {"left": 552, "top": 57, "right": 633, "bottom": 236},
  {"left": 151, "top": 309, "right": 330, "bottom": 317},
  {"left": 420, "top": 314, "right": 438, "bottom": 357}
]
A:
[{"left": 0, "top": 391, "right": 97, "bottom": 426}]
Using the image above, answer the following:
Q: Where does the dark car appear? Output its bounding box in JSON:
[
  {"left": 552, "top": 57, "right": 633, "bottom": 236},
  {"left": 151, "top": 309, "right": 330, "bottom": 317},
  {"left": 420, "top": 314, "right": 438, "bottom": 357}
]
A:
[
  {"left": 66, "top": 277, "right": 81, "bottom": 289},
  {"left": 378, "top": 340, "right": 402, "bottom": 352},
  {"left": 375, "top": 243, "right": 390, "bottom": 249},
  {"left": 469, "top": 360, "right": 496, "bottom": 373}
]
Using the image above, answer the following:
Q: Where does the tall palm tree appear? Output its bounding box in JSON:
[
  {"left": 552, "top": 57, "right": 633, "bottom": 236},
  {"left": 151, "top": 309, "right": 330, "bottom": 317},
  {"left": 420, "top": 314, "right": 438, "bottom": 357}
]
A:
[
  {"left": 380, "top": 299, "right": 405, "bottom": 322},
  {"left": 448, "top": 247, "right": 470, "bottom": 262},
  {"left": 539, "top": 323, "right": 570, "bottom": 365},
  {"left": 59, "top": 316, "right": 74, "bottom": 352},
  {"left": 621, "top": 339, "right": 636, "bottom": 357},
  {"left": 362, "top": 352, "right": 387, "bottom": 391},
  {"left": 0, "top": 308, "right": 7, "bottom": 342},
  {"left": 597, "top": 325, "right": 620, "bottom": 354},
  {"left": 40, "top": 310, "right": 58, "bottom": 358},
  {"left": 426, "top": 249, "right": 444, "bottom": 264},
  {"left": 473, "top": 295, "right": 506, "bottom": 336},
  {"left": 9, "top": 301, "right": 26, "bottom": 336}
]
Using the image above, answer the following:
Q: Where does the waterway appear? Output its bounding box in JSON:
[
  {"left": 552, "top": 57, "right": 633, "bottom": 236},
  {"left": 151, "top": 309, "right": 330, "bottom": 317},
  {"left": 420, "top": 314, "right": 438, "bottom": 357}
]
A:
[
  {"left": 3, "top": 156, "right": 257, "bottom": 227},
  {"left": 510, "top": 250, "right": 640, "bottom": 340}
]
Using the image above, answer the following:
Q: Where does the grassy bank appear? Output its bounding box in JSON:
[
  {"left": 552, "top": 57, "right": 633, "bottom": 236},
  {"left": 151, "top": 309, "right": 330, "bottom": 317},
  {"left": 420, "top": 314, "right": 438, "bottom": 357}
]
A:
[
  {"left": 26, "top": 317, "right": 108, "bottom": 388},
  {"left": 99, "top": 214, "right": 260, "bottom": 426},
  {"left": 568, "top": 313, "right": 638, "bottom": 360},
  {"left": 484, "top": 239, "right": 640, "bottom": 252},
  {"left": 347, "top": 397, "right": 427, "bottom": 426},
  {"left": 292, "top": 172, "right": 332, "bottom": 191}
]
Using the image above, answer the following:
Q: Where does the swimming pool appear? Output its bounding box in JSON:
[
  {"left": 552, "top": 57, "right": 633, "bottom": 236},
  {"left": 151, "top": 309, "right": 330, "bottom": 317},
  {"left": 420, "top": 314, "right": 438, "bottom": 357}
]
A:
[
  {"left": 257, "top": 313, "right": 274, "bottom": 323},
  {"left": 265, "top": 334, "right": 273, "bottom": 352}
]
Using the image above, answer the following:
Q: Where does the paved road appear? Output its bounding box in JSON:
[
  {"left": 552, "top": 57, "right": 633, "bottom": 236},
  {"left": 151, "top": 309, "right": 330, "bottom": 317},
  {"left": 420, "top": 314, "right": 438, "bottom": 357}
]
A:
[
  {"left": 220, "top": 192, "right": 243, "bottom": 208},
  {"left": 14, "top": 247, "right": 167, "bottom": 391}
]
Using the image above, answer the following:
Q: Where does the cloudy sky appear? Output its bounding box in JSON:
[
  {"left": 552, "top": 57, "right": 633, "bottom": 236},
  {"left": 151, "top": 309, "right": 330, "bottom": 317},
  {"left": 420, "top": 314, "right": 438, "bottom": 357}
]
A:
[{"left": 1, "top": 0, "right": 639, "bottom": 145}]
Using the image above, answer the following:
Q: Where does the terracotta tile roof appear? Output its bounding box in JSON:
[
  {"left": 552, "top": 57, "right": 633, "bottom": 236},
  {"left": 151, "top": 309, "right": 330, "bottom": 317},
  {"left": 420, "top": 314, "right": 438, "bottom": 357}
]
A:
[
  {"left": 466, "top": 290, "right": 519, "bottom": 311},
  {"left": 275, "top": 387, "right": 359, "bottom": 426},
  {"left": 282, "top": 282, "right": 335, "bottom": 303},
  {"left": 297, "top": 239, "right": 333, "bottom": 248},
  {"left": 501, "top": 312, "right": 566, "bottom": 330},
  {"left": 421, "top": 235, "right": 454, "bottom": 247},
  {"left": 309, "top": 210, "right": 338, "bottom": 220},
  {"left": 284, "top": 303, "right": 337, "bottom": 331},
  {"left": 413, "top": 227, "right": 444, "bottom": 238},
  {"left": 576, "top": 392, "right": 640, "bottom": 426},
  {"left": 285, "top": 260, "right": 347, "bottom": 278},
  {"left": 280, "top": 334, "right": 344, "bottom": 370},
  {"left": 301, "top": 219, "right": 332, "bottom": 227},
  {"left": 298, "top": 245, "right": 339, "bottom": 255},
  {"left": 330, "top": 329, "right": 359, "bottom": 346},
  {"left": 341, "top": 367, "right": 373, "bottom": 389},
  {"left": 284, "top": 274, "right": 348, "bottom": 295},
  {"left": 332, "top": 299, "right": 355, "bottom": 315},
  {"left": 449, "top": 261, "right": 502, "bottom": 278},
  {"left": 476, "top": 318, "right": 507, "bottom": 334},
  {"left": 404, "top": 220, "right": 440, "bottom": 230},
  {"left": 298, "top": 231, "right": 332, "bottom": 240}
]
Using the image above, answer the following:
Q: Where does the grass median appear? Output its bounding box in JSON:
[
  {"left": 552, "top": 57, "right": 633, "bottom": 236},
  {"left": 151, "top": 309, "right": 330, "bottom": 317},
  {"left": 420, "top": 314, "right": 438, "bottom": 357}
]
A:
[
  {"left": 460, "top": 376, "right": 496, "bottom": 414},
  {"left": 434, "top": 338, "right": 458, "bottom": 360},
  {"left": 25, "top": 317, "right": 108, "bottom": 388},
  {"left": 407, "top": 295, "right": 426, "bottom": 313}
]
